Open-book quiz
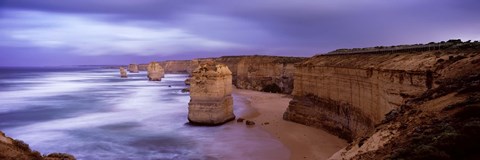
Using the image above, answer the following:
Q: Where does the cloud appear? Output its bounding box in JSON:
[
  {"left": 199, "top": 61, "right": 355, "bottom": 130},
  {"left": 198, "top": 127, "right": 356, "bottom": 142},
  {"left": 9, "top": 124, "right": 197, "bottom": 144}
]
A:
[
  {"left": 0, "top": 10, "right": 243, "bottom": 56},
  {"left": 0, "top": 0, "right": 479, "bottom": 66}
]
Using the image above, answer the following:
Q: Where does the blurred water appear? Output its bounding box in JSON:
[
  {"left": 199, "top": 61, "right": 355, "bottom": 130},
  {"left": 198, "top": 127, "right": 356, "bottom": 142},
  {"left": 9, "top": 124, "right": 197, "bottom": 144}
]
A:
[{"left": 0, "top": 67, "right": 288, "bottom": 160}]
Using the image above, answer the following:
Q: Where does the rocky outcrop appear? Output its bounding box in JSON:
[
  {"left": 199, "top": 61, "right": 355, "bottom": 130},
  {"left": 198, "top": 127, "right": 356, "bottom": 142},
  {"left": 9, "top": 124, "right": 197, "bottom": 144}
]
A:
[
  {"left": 188, "top": 61, "right": 235, "bottom": 125},
  {"left": 159, "top": 60, "right": 193, "bottom": 74},
  {"left": 123, "top": 56, "right": 304, "bottom": 94},
  {"left": 284, "top": 41, "right": 480, "bottom": 141},
  {"left": 0, "top": 131, "right": 75, "bottom": 160},
  {"left": 330, "top": 64, "right": 480, "bottom": 159},
  {"left": 191, "top": 56, "right": 306, "bottom": 94},
  {"left": 128, "top": 60, "right": 194, "bottom": 73},
  {"left": 189, "top": 58, "right": 216, "bottom": 74},
  {"left": 119, "top": 67, "right": 127, "bottom": 78},
  {"left": 147, "top": 62, "right": 164, "bottom": 81},
  {"left": 127, "top": 64, "right": 139, "bottom": 73}
]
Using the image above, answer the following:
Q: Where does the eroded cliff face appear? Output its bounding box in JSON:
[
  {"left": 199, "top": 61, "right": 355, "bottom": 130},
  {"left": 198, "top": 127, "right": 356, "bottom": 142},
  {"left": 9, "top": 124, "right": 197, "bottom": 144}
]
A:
[
  {"left": 284, "top": 44, "right": 480, "bottom": 141},
  {"left": 192, "top": 56, "right": 305, "bottom": 94},
  {"left": 159, "top": 60, "right": 192, "bottom": 74},
  {"left": 124, "top": 56, "right": 304, "bottom": 94},
  {"left": 330, "top": 48, "right": 480, "bottom": 159}
]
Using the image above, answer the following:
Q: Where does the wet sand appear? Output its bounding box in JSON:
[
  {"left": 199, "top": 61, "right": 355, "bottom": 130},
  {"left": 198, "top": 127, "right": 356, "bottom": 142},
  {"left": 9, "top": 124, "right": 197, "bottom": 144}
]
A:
[{"left": 233, "top": 88, "right": 347, "bottom": 160}]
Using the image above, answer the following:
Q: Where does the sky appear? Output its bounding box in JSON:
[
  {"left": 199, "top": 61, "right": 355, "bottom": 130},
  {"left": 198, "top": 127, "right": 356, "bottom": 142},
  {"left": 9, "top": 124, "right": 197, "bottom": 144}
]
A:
[{"left": 0, "top": 0, "right": 479, "bottom": 66}]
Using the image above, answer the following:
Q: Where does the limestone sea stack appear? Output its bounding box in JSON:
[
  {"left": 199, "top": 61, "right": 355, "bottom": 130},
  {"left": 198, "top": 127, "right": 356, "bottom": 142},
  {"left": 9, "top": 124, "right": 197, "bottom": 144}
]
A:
[
  {"left": 119, "top": 67, "right": 127, "bottom": 78},
  {"left": 188, "top": 61, "right": 235, "bottom": 125},
  {"left": 147, "top": 62, "right": 165, "bottom": 81},
  {"left": 128, "top": 64, "right": 139, "bottom": 73}
]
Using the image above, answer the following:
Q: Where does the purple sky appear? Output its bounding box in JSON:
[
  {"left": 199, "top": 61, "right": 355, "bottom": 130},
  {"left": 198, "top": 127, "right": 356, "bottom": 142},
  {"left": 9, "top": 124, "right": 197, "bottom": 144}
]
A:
[{"left": 1, "top": 0, "right": 479, "bottom": 66}]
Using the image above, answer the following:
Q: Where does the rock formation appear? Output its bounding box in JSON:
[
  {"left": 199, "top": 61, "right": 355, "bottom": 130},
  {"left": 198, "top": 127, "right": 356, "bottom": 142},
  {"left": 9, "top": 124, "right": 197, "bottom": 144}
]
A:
[
  {"left": 128, "top": 64, "right": 139, "bottom": 73},
  {"left": 147, "top": 62, "right": 164, "bottom": 81},
  {"left": 284, "top": 45, "right": 480, "bottom": 141},
  {"left": 130, "top": 60, "right": 192, "bottom": 73},
  {"left": 159, "top": 60, "right": 193, "bottom": 74},
  {"left": 188, "top": 61, "right": 235, "bottom": 125},
  {"left": 119, "top": 67, "right": 127, "bottom": 78},
  {"left": 123, "top": 56, "right": 304, "bottom": 94},
  {"left": 274, "top": 40, "right": 480, "bottom": 159},
  {"left": 284, "top": 52, "right": 436, "bottom": 140},
  {"left": 0, "top": 131, "right": 75, "bottom": 160},
  {"left": 191, "top": 56, "right": 306, "bottom": 94}
]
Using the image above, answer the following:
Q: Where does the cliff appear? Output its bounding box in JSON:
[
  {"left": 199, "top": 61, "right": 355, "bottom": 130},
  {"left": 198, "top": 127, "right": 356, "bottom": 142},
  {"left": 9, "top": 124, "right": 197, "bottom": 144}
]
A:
[
  {"left": 159, "top": 60, "right": 193, "bottom": 74},
  {"left": 127, "top": 60, "right": 191, "bottom": 73},
  {"left": 0, "top": 131, "right": 75, "bottom": 160},
  {"left": 124, "top": 56, "right": 304, "bottom": 94},
  {"left": 284, "top": 41, "right": 480, "bottom": 142},
  {"left": 192, "top": 56, "right": 306, "bottom": 94},
  {"left": 330, "top": 72, "right": 480, "bottom": 159}
]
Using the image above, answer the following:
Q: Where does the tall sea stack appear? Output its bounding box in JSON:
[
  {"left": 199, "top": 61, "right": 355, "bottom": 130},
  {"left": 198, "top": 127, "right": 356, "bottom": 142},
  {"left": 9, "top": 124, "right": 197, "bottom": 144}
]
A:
[
  {"left": 128, "top": 64, "right": 139, "bottom": 73},
  {"left": 147, "top": 62, "right": 164, "bottom": 81},
  {"left": 119, "top": 67, "right": 127, "bottom": 78},
  {"left": 188, "top": 61, "right": 235, "bottom": 125}
]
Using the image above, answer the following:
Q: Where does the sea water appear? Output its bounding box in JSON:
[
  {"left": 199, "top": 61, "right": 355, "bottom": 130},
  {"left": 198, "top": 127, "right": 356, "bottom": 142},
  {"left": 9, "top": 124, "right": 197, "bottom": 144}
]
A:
[{"left": 0, "top": 67, "right": 288, "bottom": 160}]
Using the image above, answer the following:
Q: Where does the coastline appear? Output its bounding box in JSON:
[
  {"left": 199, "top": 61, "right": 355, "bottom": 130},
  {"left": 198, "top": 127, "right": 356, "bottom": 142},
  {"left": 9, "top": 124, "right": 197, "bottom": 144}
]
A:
[{"left": 233, "top": 88, "right": 347, "bottom": 160}]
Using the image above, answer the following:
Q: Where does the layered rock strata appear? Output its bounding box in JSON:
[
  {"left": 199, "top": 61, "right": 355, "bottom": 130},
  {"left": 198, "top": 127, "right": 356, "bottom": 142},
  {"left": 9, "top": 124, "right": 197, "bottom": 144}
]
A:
[
  {"left": 192, "top": 56, "right": 306, "bottom": 94},
  {"left": 147, "top": 62, "right": 165, "bottom": 81},
  {"left": 330, "top": 45, "right": 480, "bottom": 159},
  {"left": 159, "top": 60, "right": 193, "bottom": 74},
  {"left": 124, "top": 56, "right": 304, "bottom": 94},
  {"left": 127, "top": 64, "right": 139, "bottom": 73},
  {"left": 284, "top": 41, "right": 480, "bottom": 141},
  {"left": 188, "top": 61, "right": 235, "bottom": 125},
  {"left": 119, "top": 67, "right": 127, "bottom": 78}
]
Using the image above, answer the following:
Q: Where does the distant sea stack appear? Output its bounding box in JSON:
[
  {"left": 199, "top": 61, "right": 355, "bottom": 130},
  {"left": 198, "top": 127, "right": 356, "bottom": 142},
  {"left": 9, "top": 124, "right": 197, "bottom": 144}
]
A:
[
  {"left": 119, "top": 67, "right": 127, "bottom": 78},
  {"left": 128, "top": 64, "right": 139, "bottom": 73},
  {"left": 147, "top": 62, "right": 165, "bottom": 81},
  {"left": 188, "top": 61, "right": 235, "bottom": 125}
]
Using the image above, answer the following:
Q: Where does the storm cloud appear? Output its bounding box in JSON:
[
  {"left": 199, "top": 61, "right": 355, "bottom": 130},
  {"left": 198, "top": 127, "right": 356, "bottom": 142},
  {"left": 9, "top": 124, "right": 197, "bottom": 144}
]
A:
[{"left": 1, "top": 0, "right": 479, "bottom": 66}]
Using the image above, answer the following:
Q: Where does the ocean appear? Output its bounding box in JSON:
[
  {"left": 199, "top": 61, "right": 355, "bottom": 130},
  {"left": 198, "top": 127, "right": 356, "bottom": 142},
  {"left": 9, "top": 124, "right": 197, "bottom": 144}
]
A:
[{"left": 0, "top": 67, "right": 288, "bottom": 160}]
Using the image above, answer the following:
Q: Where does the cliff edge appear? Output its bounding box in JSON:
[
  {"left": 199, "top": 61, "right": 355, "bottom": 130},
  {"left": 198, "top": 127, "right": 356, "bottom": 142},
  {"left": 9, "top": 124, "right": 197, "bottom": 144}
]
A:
[
  {"left": 280, "top": 40, "right": 480, "bottom": 159},
  {"left": 284, "top": 41, "right": 480, "bottom": 141},
  {"left": 192, "top": 55, "right": 306, "bottom": 94}
]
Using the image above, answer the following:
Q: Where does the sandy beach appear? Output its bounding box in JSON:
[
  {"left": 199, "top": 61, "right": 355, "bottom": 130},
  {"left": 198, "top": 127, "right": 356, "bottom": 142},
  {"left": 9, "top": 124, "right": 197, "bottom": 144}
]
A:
[{"left": 232, "top": 88, "right": 347, "bottom": 160}]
